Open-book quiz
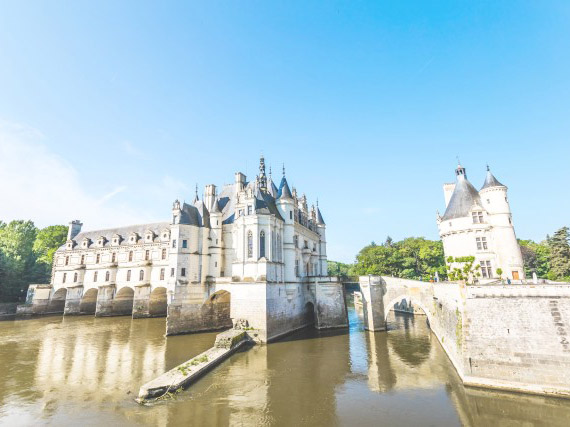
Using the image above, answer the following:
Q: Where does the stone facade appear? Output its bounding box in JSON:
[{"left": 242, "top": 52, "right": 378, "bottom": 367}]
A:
[
  {"left": 36, "top": 156, "right": 347, "bottom": 341},
  {"left": 359, "top": 275, "right": 570, "bottom": 397},
  {"left": 437, "top": 164, "right": 525, "bottom": 282}
]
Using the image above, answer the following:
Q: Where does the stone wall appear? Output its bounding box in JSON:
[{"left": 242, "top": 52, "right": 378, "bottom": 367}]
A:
[
  {"left": 315, "top": 281, "right": 348, "bottom": 330},
  {"left": 462, "top": 285, "right": 570, "bottom": 396}
]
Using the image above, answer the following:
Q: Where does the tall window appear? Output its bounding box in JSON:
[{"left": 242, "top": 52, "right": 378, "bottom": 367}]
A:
[
  {"left": 129, "top": 251, "right": 133, "bottom": 262},
  {"left": 181, "top": 268, "right": 186, "bottom": 277},
  {"left": 112, "top": 252, "right": 116, "bottom": 263},
  {"left": 94, "top": 271, "right": 98, "bottom": 282},
  {"left": 127, "top": 270, "right": 131, "bottom": 281},
  {"left": 247, "top": 205, "right": 252, "bottom": 215},
  {"left": 65, "top": 256, "right": 69, "bottom": 266},
  {"left": 295, "top": 259, "right": 300, "bottom": 277},
  {"left": 476, "top": 237, "right": 488, "bottom": 250},
  {"left": 96, "top": 254, "right": 100, "bottom": 264},
  {"left": 472, "top": 211, "right": 484, "bottom": 224},
  {"left": 73, "top": 272, "right": 78, "bottom": 282},
  {"left": 182, "top": 240, "right": 188, "bottom": 249},
  {"left": 162, "top": 248, "right": 167, "bottom": 260},
  {"left": 139, "top": 270, "right": 144, "bottom": 281},
  {"left": 63, "top": 273, "right": 67, "bottom": 283},
  {"left": 247, "top": 231, "right": 253, "bottom": 258},
  {"left": 170, "top": 267, "right": 175, "bottom": 277},
  {"left": 80, "top": 255, "right": 85, "bottom": 264},
  {"left": 277, "top": 234, "right": 282, "bottom": 261},
  {"left": 145, "top": 250, "right": 150, "bottom": 261},
  {"left": 105, "top": 271, "right": 110, "bottom": 281},
  {"left": 160, "top": 268, "right": 165, "bottom": 280},
  {"left": 172, "top": 239, "right": 177, "bottom": 249},
  {"left": 259, "top": 231, "right": 266, "bottom": 259},
  {"left": 480, "top": 261, "right": 492, "bottom": 278},
  {"left": 293, "top": 235, "right": 298, "bottom": 248}
]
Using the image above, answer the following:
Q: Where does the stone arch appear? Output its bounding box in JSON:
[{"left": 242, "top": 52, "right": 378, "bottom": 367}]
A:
[
  {"left": 304, "top": 301, "right": 316, "bottom": 326},
  {"left": 149, "top": 286, "right": 167, "bottom": 317},
  {"left": 79, "top": 288, "right": 98, "bottom": 314},
  {"left": 48, "top": 287, "right": 67, "bottom": 313},
  {"left": 383, "top": 294, "right": 433, "bottom": 326},
  {"left": 113, "top": 286, "right": 135, "bottom": 316}
]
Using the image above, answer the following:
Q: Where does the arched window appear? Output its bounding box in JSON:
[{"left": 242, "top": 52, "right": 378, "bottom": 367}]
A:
[
  {"left": 105, "top": 271, "right": 110, "bottom": 281},
  {"left": 259, "top": 231, "right": 266, "bottom": 259},
  {"left": 139, "top": 270, "right": 144, "bottom": 281},
  {"left": 129, "top": 251, "right": 133, "bottom": 262},
  {"left": 247, "top": 231, "right": 253, "bottom": 258}
]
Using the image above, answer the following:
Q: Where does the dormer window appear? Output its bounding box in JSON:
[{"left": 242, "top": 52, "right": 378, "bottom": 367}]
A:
[
  {"left": 129, "top": 233, "right": 139, "bottom": 244},
  {"left": 82, "top": 238, "right": 91, "bottom": 248},
  {"left": 145, "top": 231, "right": 155, "bottom": 242},
  {"left": 111, "top": 234, "right": 121, "bottom": 246},
  {"left": 67, "top": 242, "right": 73, "bottom": 250},
  {"left": 472, "top": 211, "right": 484, "bottom": 224}
]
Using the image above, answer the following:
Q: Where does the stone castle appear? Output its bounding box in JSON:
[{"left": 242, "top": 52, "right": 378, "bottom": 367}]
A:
[
  {"left": 37, "top": 156, "right": 348, "bottom": 341},
  {"left": 437, "top": 163, "right": 525, "bottom": 282}
]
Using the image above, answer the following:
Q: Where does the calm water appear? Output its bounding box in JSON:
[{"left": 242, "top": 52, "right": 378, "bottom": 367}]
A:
[{"left": 1, "top": 298, "right": 570, "bottom": 426}]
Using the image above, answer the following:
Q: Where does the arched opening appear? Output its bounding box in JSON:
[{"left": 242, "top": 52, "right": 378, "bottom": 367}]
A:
[
  {"left": 48, "top": 288, "right": 67, "bottom": 313},
  {"left": 384, "top": 295, "right": 432, "bottom": 368},
  {"left": 303, "top": 301, "right": 316, "bottom": 327},
  {"left": 204, "top": 290, "right": 232, "bottom": 330},
  {"left": 149, "top": 287, "right": 167, "bottom": 317},
  {"left": 113, "top": 287, "right": 134, "bottom": 316},
  {"left": 79, "top": 288, "right": 98, "bottom": 314}
]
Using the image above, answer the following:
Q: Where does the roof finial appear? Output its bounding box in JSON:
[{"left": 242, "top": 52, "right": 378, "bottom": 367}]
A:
[
  {"left": 316, "top": 198, "right": 319, "bottom": 208},
  {"left": 282, "top": 163, "right": 286, "bottom": 176},
  {"left": 486, "top": 164, "right": 490, "bottom": 171},
  {"left": 456, "top": 155, "right": 461, "bottom": 167},
  {"left": 194, "top": 183, "right": 199, "bottom": 202},
  {"left": 258, "top": 154, "right": 267, "bottom": 191}
]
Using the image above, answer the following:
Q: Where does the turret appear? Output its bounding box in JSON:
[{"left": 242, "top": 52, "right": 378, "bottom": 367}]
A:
[
  {"left": 172, "top": 200, "right": 182, "bottom": 224},
  {"left": 67, "top": 220, "right": 83, "bottom": 240},
  {"left": 316, "top": 201, "right": 327, "bottom": 276},
  {"left": 235, "top": 172, "right": 246, "bottom": 192}
]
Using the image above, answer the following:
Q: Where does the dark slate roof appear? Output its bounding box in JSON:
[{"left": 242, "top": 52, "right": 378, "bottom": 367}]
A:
[
  {"left": 481, "top": 168, "right": 505, "bottom": 190},
  {"left": 316, "top": 207, "right": 325, "bottom": 225},
  {"left": 268, "top": 179, "right": 279, "bottom": 198},
  {"left": 278, "top": 177, "right": 293, "bottom": 199},
  {"left": 61, "top": 222, "right": 170, "bottom": 250},
  {"left": 210, "top": 197, "right": 221, "bottom": 213},
  {"left": 441, "top": 177, "right": 482, "bottom": 221},
  {"left": 254, "top": 188, "right": 284, "bottom": 220},
  {"left": 179, "top": 202, "right": 202, "bottom": 226},
  {"left": 218, "top": 183, "right": 237, "bottom": 225},
  {"left": 194, "top": 200, "right": 211, "bottom": 228}
]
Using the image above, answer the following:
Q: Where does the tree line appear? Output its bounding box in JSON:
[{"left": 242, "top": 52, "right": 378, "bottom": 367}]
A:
[
  {"left": 0, "top": 220, "right": 67, "bottom": 302},
  {"left": 329, "top": 227, "right": 570, "bottom": 283}
]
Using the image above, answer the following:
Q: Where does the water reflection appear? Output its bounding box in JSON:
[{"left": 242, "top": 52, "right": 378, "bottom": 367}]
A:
[{"left": 1, "top": 300, "right": 570, "bottom": 426}]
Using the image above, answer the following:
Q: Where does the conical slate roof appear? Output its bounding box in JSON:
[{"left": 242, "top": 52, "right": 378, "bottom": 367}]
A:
[
  {"left": 441, "top": 170, "right": 481, "bottom": 221},
  {"left": 316, "top": 207, "right": 325, "bottom": 225},
  {"left": 481, "top": 167, "right": 505, "bottom": 190},
  {"left": 278, "top": 177, "right": 292, "bottom": 199},
  {"left": 210, "top": 197, "right": 221, "bottom": 214}
]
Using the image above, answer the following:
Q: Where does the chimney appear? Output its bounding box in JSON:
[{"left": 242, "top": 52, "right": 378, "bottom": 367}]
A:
[{"left": 67, "top": 220, "right": 83, "bottom": 240}]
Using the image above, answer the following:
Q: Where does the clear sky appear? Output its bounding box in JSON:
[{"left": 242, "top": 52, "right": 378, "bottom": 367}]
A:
[{"left": 0, "top": 1, "right": 569, "bottom": 262}]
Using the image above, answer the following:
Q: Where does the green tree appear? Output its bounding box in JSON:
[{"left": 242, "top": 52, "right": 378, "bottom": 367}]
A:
[
  {"left": 548, "top": 227, "right": 570, "bottom": 281},
  {"left": 0, "top": 220, "right": 38, "bottom": 302},
  {"left": 327, "top": 260, "right": 354, "bottom": 280},
  {"left": 519, "top": 239, "right": 550, "bottom": 278},
  {"left": 33, "top": 225, "right": 68, "bottom": 278}
]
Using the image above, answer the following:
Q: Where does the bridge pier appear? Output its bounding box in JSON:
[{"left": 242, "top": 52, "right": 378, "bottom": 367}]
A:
[
  {"left": 132, "top": 285, "right": 151, "bottom": 318},
  {"left": 359, "top": 276, "right": 388, "bottom": 331},
  {"left": 63, "top": 286, "right": 83, "bottom": 315}
]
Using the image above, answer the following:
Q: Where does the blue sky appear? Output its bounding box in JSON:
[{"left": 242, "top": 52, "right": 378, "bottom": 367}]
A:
[{"left": 0, "top": 1, "right": 569, "bottom": 262}]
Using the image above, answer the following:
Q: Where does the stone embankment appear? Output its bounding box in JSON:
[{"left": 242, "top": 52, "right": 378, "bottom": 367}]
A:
[{"left": 137, "top": 327, "right": 259, "bottom": 402}]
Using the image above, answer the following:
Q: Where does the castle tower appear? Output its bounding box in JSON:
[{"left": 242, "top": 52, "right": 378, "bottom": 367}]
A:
[{"left": 437, "top": 163, "right": 525, "bottom": 282}]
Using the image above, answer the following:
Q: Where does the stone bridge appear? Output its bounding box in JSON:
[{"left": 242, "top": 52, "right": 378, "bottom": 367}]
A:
[{"left": 359, "top": 275, "right": 570, "bottom": 398}]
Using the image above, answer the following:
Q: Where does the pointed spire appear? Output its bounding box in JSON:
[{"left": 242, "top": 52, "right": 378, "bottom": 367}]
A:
[
  {"left": 481, "top": 165, "right": 505, "bottom": 190},
  {"left": 193, "top": 183, "right": 199, "bottom": 203},
  {"left": 316, "top": 201, "right": 325, "bottom": 225},
  {"left": 258, "top": 154, "right": 267, "bottom": 192},
  {"left": 277, "top": 177, "right": 293, "bottom": 199}
]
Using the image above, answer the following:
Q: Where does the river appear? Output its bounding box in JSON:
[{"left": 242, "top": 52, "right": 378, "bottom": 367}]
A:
[{"left": 1, "top": 296, "right": 570, "bottom": 426}]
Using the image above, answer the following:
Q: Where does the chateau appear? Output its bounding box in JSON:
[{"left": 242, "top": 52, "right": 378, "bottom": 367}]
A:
[
  {"left": 38, "top": 156, "right": 347, "bottom": 341},
  {"left": 437, "top": 164, "right": 525, "bottom": 282}
]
